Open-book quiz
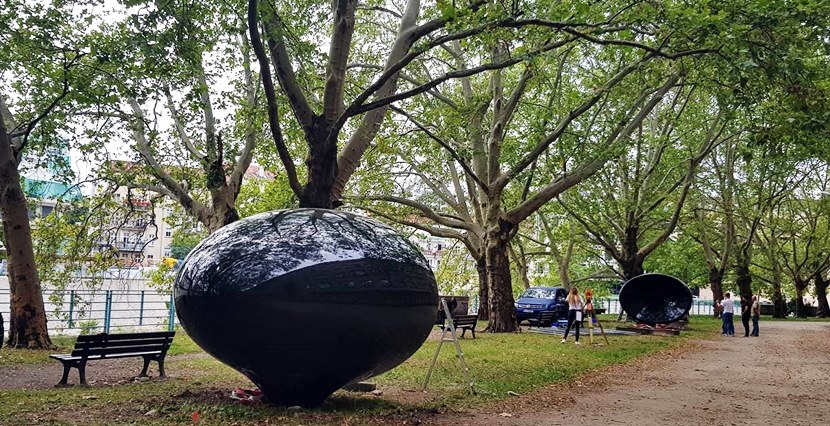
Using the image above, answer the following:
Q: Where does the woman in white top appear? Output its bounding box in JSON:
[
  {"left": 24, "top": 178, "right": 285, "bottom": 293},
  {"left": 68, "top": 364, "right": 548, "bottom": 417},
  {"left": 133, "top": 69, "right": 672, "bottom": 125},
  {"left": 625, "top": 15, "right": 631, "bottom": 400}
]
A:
[{"left": 561, "top": 287, "right": 583, "bottom": 345}]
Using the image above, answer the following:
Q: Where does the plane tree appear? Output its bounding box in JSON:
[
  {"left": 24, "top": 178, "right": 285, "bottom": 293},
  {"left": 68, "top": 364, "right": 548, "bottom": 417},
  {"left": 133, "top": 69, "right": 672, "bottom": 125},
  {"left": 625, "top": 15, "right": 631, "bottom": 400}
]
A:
[
  {"left": 344, "top": 0, "right": 714, "bottom": 330},
  {"left": 0, "top": 0, "right": 91, "bottom": 348}
]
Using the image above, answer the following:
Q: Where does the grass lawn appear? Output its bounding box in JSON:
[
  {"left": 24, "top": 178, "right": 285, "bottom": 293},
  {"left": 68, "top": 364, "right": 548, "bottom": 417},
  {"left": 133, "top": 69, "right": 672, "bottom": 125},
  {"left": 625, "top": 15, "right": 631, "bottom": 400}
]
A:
[{"left": 0, "top": 316, "right": 722, "bottom": 425}]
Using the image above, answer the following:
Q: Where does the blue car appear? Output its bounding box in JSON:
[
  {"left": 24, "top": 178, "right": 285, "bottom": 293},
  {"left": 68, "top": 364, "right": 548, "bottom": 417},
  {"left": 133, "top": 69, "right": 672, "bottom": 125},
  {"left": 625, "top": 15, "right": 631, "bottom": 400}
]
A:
[{"left": 515, "top": 286, "right": 569, "bottom": 326}]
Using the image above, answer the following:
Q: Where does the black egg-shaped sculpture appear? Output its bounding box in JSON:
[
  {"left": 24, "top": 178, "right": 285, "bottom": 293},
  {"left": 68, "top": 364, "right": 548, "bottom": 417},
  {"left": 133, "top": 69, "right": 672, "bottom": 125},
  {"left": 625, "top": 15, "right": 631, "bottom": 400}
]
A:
[
  {"left": 619, "top": 273, "right": 693, "bottom": 324},
  {"left": 174, "top": 209, "right": 439, "bottom": 407}
]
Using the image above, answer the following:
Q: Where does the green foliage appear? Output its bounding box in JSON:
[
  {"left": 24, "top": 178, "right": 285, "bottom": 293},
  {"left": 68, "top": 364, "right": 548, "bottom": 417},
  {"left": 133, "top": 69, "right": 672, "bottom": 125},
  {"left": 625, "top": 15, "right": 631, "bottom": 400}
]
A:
[
  {"left": 169, "top": 228, "right": 206, "bottom": 260},
  {"left": 433, "top": 243, "right": 479, "bottom": 297},
  {"left": 645, "top": 234, "right": 709, "bottom": 288},
  {"left": 236, "top": 177, "right": 296, "bottom": 218},
  {"left": 77, "top": 320, "right": 101, "bottom": 335},
  {"left": 144, "top": 262, "right": 176, "bottom": 294},
  {"left": 30, "top": 195, "right": 124, "bottom": 325}
]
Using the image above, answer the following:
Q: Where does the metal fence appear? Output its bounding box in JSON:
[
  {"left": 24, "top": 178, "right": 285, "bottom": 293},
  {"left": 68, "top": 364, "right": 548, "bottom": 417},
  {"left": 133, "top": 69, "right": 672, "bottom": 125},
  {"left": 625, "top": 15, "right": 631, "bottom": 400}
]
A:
[
  {"left": 0, "top": 287, "right": 177, "bottom": 337},
  {"left": 1, "top": 288, "right": 723, "bottom": 339},
  {"left": 593, "top": 298, "right": 717, "bottom": 316},
  {"left": 458, "top": 295, "right": 718, "bottom": 317}
]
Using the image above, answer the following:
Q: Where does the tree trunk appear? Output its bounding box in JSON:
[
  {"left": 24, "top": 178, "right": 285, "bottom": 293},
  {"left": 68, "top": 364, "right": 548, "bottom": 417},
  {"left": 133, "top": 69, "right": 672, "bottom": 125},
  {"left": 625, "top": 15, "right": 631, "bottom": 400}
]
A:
[
  {"left": 620, "top": 224, "right": 644, "bottom": 281},
  {"left": 485, "top": 226, "right": 518, "bottom": 332},
  {"left": 621, "top": 257, "right": 645, "bottom": 281},
  {"left": 794, "top": 281, "right": 807, "bottom": 318},
  {"left": 0, "top": 115, "right": 52, "bottom": 349},
  {"left": 203, "top": 189, "right": 241, "bottom": 233},
  {"left": 558, "top": 258, "right": 571, "bottom": 288},
  {"left": 734, "top": 253, "right": 753, "bottom": 302},
  {"left": 772, "top": 289, "right": 786, "bottom": 318},
  {"left": 816, "top": 274, "right": 829, "bottom": 318},
  {"left": 475, "top": 257, "right": 488, "bottom": 318},
  {"left": 771, "top": 256, "right": 786, "bottom": 318},
  {"left": 515, "top": 259, "right": 530, "bottom": 289},
  {"left": 301, "top": 118, "right": 338, "bottom": 208},
  {"left": 708, "top": 267, "right": 724, "bottom": 318}
]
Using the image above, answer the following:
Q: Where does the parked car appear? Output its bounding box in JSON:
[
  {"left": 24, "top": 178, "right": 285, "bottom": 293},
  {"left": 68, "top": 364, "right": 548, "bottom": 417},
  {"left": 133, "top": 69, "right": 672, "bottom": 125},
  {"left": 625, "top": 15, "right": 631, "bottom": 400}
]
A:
[{"left": 515, "top": 286, "right": 569, "bottom": 326}]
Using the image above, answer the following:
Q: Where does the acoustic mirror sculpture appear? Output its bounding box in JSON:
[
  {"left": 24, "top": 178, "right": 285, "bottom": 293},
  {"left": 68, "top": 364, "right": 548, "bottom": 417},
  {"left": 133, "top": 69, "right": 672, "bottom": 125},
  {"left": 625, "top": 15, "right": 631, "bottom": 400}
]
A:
[
  {"left": 174, "top": 209, "right": 439, "bottom": 407},
  {"left": 618, "top": 273, "right": 693, "bottom": 324}
]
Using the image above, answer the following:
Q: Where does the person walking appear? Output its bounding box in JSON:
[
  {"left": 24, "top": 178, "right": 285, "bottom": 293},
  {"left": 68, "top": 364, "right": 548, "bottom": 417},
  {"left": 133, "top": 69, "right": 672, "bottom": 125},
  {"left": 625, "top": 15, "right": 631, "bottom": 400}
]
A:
[
  {"left": 561, "top": 287, "right": 583, "bottom": 345},
  {"left": 720, "top": 293, "right": 735, "bottom": 336},
  {"left": 751, "top": 295, "right": 761, "bottom": 336},
  {"left": 741, "top": 296, "right": 752, "bottom": 337}
]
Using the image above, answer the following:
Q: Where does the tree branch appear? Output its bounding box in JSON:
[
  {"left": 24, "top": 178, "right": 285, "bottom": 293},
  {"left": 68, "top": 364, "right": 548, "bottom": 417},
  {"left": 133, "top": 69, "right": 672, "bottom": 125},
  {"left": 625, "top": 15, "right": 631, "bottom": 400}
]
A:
[
  {"left": 348, "top": 62, "right": 458, "bottom": 109},
  {"left": 355, "top": 195, "right": 483, "bottom": 234},
  {"left": 248, "top": 0, "right": 303, "bottom": 198},
  {"left": 127, "top": 98, "right": 210, "bottom": 223},
  {"left": 496, "top": 54, "right": 655, "bottom": 190},
  {"left": 505, "top": 73, "right": 681, "bottom": 224},
  {"left": 639, "top": 110, "right": 724, "bottom": 257},
  {"left": 194, "top": 62, "right": 217, "bottom": 161},
  {"left": 262, "top": 7, "right": 315, "bottom": 132},
  {"left": 347, "top": 37, "right": 574, "bottom": 118},
  {"left": 162, "top": 81, "right": 206, "bottom": 161},
  {"left": 322, "top": 0, "right": 358, "bottom": 123},
  {"left": 230, "top": 29, "right": 260, "bottom": 192},
  {"left": 560, "top": 198, "right": 621, "bottom": 261},
  {"left": 390, "top": 105, "right": 489, "bottom": 193},
  {"left": 355, "top": 205, "right": 477, "bottom": 254}
]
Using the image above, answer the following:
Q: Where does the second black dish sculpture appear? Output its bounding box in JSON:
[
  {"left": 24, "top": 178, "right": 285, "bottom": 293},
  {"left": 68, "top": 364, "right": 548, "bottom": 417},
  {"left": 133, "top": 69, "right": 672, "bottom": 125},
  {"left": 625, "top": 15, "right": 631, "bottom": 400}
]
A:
[
  {"left": 174, "top": 209, "right": 439, "bottom": 407},
  {"left": 618, "top": 273, "right": 693, "bottom": 324}
]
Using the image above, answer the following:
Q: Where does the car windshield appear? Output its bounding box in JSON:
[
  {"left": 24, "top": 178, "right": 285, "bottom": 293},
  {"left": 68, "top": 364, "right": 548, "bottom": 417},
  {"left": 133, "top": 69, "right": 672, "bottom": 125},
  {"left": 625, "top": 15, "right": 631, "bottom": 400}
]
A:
[{"left": 520, "top": 289, "right": 556, "bottom": 299}]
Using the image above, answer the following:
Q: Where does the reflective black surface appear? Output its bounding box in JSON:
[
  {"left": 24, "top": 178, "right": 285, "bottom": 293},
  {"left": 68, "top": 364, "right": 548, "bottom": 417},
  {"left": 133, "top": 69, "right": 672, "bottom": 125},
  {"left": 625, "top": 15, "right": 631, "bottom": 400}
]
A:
[
  {"left": 174, "top": 209, "right": 439, "bottom": 407},
  {"left": 618, "top": 273, "right": 693, "bottom": 324}
]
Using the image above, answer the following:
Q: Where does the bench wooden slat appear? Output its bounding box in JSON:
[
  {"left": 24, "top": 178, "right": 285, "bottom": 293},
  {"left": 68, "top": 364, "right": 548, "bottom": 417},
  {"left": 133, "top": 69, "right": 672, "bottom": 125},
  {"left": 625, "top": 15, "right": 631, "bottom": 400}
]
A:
[
  {"left": 72, "top": 345, "right": 170, "bottom": 358},
  {"left": 449, "top": 314, "right": 478, "bottom": 338},
  {"left": 73, "top": 336, "right": 172, "bottom": 346},
  {"left": 71, "top": 336, "right": 172, "bottom": 350},
  {"left": 51, "top": 351, "right": 163, "bottom": 362},
  {"left": 75, "top": 331, "right": 174, "bottom": 342}
]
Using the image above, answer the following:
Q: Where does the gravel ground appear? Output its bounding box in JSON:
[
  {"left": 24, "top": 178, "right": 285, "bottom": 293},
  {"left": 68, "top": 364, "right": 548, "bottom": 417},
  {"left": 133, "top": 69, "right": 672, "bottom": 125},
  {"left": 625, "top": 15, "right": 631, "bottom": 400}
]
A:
[
  {"left": 425, "top": 320, "right": 830, "bottom": 426},
  {"left": 0, "top": 353, "right": 210, "bottom": 390}
]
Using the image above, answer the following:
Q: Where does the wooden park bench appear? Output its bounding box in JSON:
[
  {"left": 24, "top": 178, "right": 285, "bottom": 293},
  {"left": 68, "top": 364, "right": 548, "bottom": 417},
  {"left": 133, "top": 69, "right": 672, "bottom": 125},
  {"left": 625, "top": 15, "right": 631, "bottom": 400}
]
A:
[
  {"left": 443, "top": 314, "right": 479, "bottom": 339},
  {"left": 49, "top": 331, "right": 175, "bottom": 386}
]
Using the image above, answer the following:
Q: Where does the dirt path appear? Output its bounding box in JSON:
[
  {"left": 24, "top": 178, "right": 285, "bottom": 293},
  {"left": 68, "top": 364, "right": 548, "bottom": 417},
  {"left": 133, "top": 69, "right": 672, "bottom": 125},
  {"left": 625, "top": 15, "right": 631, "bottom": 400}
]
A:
[
  {"left": 0, "top": 353, "right": 211, "bottom": 390},
  {"left": 427, "top": 321, "right": 830, "bottom": 425}
]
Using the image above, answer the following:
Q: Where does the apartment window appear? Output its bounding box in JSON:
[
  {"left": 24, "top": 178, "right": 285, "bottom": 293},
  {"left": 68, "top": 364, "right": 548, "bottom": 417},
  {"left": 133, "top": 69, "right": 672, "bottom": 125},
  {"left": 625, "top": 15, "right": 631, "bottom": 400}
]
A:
[
  {"left": 165, "top": 229, "right": 172, "bottom": 237},
  {"left": 147, "top": 255, "right": 154, "bottom": 259}
]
